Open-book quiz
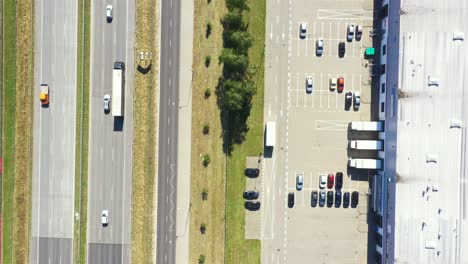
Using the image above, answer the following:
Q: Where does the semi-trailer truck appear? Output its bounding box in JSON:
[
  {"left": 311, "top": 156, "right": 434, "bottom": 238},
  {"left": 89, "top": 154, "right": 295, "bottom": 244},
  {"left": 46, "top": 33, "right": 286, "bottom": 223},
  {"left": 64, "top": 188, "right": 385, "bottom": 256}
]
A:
[
  {"left": 348, "top": 158, "right": 382, "bottom": 169},
  {"left": 350, "top": 121, "right": 383, "bottom": 131},
  {"left": 349, "top": 140, "right": 383, "bottom": 150},
  {"left": 265, "top": 122, "right": 276, "bottom": 147},
  {"left": 112, "top": 62, "right": 125, "bottom": 117}
]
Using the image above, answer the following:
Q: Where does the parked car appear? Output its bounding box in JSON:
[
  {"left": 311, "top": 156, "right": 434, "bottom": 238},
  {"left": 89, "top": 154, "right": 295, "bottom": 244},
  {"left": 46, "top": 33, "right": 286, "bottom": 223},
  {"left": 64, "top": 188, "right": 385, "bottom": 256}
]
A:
[
  {"left": 316, "top": 38, "right": 324, "bottom": 56},
  {"left": 337, "top": 77, "right": 344, "bottom": 93},
  {"left": 351, "top": 191, "right": 359, "bottom": 208},
  {"left": 335, "top": 191, "right": 342, "bottom": 207},
  {"left": 353, "top": 92, "right": 361, "bottom": 110},
  {"left": 288, "top": 192, "right": 295, "bottom": 208},
  {"left": 319, "top": 174, "right": 327, "bottom": 189},
  {"left": 103, "top": 94, "right": 111, "bottom": 113},
  {"left": 245, "top": 168, "right": 260, "bottom": 177},
  {"left": 296, "top": 173, "right": 304, "bottom": 190},
  {"left": 345, "top": 91, "right": 352, "bottom": 106},
  {"left": 245, "top": 201, "right": 261, "bottom": 211},
  {"left": 355, "top": 25, "right": 363, "bottom": 41},
  {"left": 311, "top": 191, "right": 318, "bottom": 207},
  {"left": 243, "top": 190, "right": 259, "bottom": 200},
  {"left": 319, "top": 190, "right": 326, "bottom": 207},
  {"left": 329, "top": 78, "right": 337, "bottom": 91},
  {"left": 101, "top": 210, "right": 109, "bottom": 226},
  {"left": 327, "top": 191, "right": 334, "bottom": 207},
  {"left": 327, "top": 174, "right": 334, "bottom": 189},
  {"left": 338, "top": 42, "right": 345, "bottom": 57},
  {"left": 335, "top": 172, "right": 343, "bottom": 190},
  {"left": 106, "top": 5, "right": 113, "bottom": 22},
  {"left": 300, "top": 23, "right": 307, "bottom": 39},
  {"left": 343, "top": 192, "right": 350, "bottom": 208},
  {"left": 347, "top": 24, "right": 354, "bottom": 41},
  {"left": 306, "top": 76, "right": 313, "bottom": 93}
]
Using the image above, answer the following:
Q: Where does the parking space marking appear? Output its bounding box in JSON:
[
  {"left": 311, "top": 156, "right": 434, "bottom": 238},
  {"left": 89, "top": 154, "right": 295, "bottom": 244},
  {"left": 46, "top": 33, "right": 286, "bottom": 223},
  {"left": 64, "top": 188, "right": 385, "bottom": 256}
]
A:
[
  {"left": 311, "top": 73, "right": 315, "bottom": 108},
  {"left": 351, "top": 74, "right": 354, "bottom": 92},
  {"left": 315, "top": 120, "right": 350, "bottom": 130},
  {"left": 296, "top": 72, "right": 299, "bottom": 107},
  {"left": 352, "top": 40, "right": 355, "bottom": 57},
  {"left": 313, "top": 22, "right": 316, "bottom": 40},
  {"left": 305, "top": 35, "right": 308, "bottom": 56},
  {"left": 317, "top": 9, "right": 373, "bottom": 20},
  {"left": 320, "top": 73, "right": 323, "bottom": 108}
]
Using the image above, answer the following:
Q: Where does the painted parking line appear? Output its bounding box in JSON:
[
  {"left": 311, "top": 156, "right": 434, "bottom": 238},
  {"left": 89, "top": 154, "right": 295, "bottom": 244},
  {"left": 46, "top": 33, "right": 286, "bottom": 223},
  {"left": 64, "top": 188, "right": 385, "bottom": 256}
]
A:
[
  {"left": 296, "top": 72, "right": 299, "bottom": 107},
  {"left": 328, "top": 22, "right": 332, "bottom": 56},
  {"left": 312, "top": 73, "right": 315, "bottom": 108}
]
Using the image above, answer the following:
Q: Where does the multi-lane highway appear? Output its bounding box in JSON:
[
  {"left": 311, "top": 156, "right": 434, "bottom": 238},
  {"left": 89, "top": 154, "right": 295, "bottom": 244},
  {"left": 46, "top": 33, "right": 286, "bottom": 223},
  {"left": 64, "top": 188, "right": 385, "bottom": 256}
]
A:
[
  {"left": 87, "top": 1, "right": 135, "bottom": 263},
  {"left": 156, "top": 0, "right": 182, "bottom": 262},
  {"left": 31, "top": 0, "right": 78, "bottom": 262}
]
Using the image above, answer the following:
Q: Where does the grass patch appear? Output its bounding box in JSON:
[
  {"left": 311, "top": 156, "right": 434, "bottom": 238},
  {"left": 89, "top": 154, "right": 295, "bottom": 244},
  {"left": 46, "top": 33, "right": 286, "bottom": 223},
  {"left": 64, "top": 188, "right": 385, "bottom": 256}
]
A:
[
  {"left": 189, "top": 0, "right": 265, "bottom": 263},
  {"left": 1, "top": 0, "right": 18, "bottom": 262},
  {"left": 131, "top": 0, "right": 158, "bottom": 262},
  {"left": 73, "top": 0, "right": 91, "bottom": 263},
  {"left": 189, "top": 0, "right": 227, "bottom": 263},
  {"left": 225, "top": 0, "right": 265, "bottom": 263}
]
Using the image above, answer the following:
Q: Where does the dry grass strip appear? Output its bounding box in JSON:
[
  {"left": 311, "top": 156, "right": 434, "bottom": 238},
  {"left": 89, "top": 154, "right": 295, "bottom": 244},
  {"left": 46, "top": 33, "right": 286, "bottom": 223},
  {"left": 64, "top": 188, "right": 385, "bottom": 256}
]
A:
[
  {"left": 188, "top": 0, "right": 227, "bottom": 263},
  {"left": 131, "top": 0, "right": 159, "bottom": 262}
]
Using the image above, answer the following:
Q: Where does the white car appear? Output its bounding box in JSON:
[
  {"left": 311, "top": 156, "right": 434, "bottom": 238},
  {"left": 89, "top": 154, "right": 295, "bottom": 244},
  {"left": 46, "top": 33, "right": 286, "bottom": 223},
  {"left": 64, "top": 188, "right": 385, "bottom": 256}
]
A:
[
  {"left": 347, "top": 24, "right": 354, "bottom": 42},
  {"left": 353, "top": 91, "right": 361, "bottom": 109},
  {"left": 319, "top": 174, "right": 327, "bottom": 189},
  {"left": 106, "top": 5, "right": 113, "bottom": 22},
  {"left": 101, "top": 210, "right": 109, "bottom": 226},
  {"left": 329, "top": 78, "right": 337, "bottom": 91},
  {"left": 103, "top": 94, "right": 111, "bottom": 113},
  {"left": 316, "top": 38, "right": 324, "bottom": 56},
  {"left": 299, "top": 23, "right": 307, "bottom": 39},
  {"left": 296, "top": 174, "right": 304, "bottom": 190},
  {"left": 306, "top": 76, "right": 313, "bottom": 93}
]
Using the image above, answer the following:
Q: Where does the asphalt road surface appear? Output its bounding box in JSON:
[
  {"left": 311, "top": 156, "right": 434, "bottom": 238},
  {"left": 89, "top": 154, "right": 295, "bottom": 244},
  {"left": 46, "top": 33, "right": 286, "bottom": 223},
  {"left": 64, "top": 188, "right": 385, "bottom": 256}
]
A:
[
  {"left": 30, "top": 0, "right": 78, "bottom": 262},
  {"left": 87, "top": 0, "right": 135, "bottom": 263},
  {"left": 156, "top": 0, "right": 181, "bottom": 262}
]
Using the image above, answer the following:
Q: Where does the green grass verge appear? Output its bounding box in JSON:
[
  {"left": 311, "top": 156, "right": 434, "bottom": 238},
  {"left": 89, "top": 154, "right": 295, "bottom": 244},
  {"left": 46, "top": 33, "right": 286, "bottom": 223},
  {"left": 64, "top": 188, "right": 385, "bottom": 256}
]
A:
[
  {"left": 225, "top": 0, "right": 265, "bottom": 263},
  {"left": 73, "top": 0, "right": 91, "bottom": 263},
  {"left": 1, "top": 0, "right": 17, "bottom": 263}
]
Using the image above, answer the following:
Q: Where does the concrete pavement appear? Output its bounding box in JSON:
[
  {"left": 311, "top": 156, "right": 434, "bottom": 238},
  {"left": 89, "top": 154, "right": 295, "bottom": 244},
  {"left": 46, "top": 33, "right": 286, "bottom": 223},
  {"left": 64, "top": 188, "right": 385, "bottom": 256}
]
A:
[
  {"left": 86, "top": 0, "right": 135, "bottom": 263},
  {"left": 31, "top": 0, "right": 78, "bottom": 262}
]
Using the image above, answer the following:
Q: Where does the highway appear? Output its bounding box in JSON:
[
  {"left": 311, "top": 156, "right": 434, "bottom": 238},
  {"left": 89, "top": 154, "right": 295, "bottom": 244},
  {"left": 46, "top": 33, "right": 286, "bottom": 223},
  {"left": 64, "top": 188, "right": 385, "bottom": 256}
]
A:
[
  {"left": 30, "top": 0, "right": 78, "bottom": 262},
  {"left": 86, "top": 0, "right": 135, "bottom": 263},
  {"left": 156, "top": 0, "right": 182, "bottom": 261}
]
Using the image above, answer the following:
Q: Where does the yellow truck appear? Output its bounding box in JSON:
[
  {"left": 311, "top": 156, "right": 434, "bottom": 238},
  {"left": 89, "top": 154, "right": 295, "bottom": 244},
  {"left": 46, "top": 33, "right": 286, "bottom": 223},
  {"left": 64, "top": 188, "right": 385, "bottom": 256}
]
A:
[{"left": 40, "top": 84, "right": 49, "bottom": 106}]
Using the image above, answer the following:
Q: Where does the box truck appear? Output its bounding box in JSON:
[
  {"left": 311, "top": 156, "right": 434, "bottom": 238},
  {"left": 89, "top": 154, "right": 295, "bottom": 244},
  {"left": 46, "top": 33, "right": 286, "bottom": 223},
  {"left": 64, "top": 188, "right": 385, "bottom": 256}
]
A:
[{"left": 265, "top": 122, "right": 276, "bottom": 147}]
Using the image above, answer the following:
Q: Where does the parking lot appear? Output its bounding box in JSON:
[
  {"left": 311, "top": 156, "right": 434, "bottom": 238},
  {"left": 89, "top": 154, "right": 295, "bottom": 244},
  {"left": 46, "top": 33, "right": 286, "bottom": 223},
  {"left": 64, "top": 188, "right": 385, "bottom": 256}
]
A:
[{"left": 262, "top": 0, "right": 376, "bottom": 263}]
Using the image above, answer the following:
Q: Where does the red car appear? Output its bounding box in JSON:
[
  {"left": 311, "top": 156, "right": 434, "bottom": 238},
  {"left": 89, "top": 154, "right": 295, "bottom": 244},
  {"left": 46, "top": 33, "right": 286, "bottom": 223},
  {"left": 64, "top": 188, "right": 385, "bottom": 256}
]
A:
[
  {"left": 327, "top": 174, "right": 334, "bottom": 189},
  {"left": 337, "top": 77, "right": 344, "bottom": 93}
]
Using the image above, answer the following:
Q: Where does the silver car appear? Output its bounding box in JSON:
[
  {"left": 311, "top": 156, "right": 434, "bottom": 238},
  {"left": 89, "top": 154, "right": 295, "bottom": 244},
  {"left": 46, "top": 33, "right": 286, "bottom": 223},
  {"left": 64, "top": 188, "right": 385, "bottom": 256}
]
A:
[
  {"left": 316, "top": 38, "right": 323, "bottom": 56},
  {"left": 103, "top": 94, "right": 111, "bottom": 113},
  {"left": 347, "top": 24, "right": 354, "bottom": 42},
  {"left": 306, "top": 76, "right": 313, "bottom": 93},
  {"left": 319, "top": 190, "right": 326, "bottom": 207},
  {"left": 296, "top": 174, "right": 304, "bottom": 190},
  {"left": 353, "top": 91, "right": 361, "bottom": 110}
]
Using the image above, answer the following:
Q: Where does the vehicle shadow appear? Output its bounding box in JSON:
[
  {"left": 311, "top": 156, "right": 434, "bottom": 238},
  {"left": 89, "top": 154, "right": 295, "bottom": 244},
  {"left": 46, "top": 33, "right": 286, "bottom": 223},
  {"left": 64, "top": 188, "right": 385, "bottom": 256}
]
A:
[{"left": 113, "top": 117, "right": 124, "bottom": 131}]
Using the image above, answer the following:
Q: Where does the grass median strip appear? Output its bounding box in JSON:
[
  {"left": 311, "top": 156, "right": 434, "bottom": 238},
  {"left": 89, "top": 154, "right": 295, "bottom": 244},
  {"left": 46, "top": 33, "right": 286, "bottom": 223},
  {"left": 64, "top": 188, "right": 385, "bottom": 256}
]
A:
[
  {"left": 131, "top": 0, "right": 159, "bottom": 262},
  {"left": 73, "top": 0, "right": 91, "bottom": 263}
]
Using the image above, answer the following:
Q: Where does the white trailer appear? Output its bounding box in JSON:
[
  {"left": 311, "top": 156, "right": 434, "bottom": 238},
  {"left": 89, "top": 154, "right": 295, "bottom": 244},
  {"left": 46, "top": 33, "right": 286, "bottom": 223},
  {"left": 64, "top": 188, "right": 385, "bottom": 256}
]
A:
[
  {"left": 265, "top": 122, "right": 276, "bottom": 147},
  {"left": 112, "top": 62, "right": 125, "bottom": 117},
  {"left": 350, "top": 121, "right": 383, "bottom": 131},
  {"left": 348, "top": 158, "right": 382, "bottom": 169},
  {"left": 349, "top": 140, "right": 383, "bottom": 150}
]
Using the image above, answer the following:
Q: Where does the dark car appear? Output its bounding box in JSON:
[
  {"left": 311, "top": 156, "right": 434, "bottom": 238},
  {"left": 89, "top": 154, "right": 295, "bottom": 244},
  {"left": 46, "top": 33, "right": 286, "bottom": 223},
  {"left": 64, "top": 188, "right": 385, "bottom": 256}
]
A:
[
  {"left": 345, "top": 91, "right": 353, "bottom": 107},
  {"left": 327, "top": 191, "right": 334, "bottom": 207},
  {"left": 243, "top": 190, "right": 259, "bottom": 200},
  {"left": 335, "top": 172, "right": 343, "bottom": 190},
  {"left": 343, "top": 192, "right": 350, "bottom": 208},
  {"left": 311, "top": 191, "right": 318, "bottom": 207},
  {"left": 335, "top": 191, "right": 342, "bottom": 207},
  {"left": 288, "top": 192, "right": 295, "bottom": 208},
  {"left": 245, "top": 201, "right": 261, "bottom": 211},
  {"left": 351, "top": 191, "right": 359, "bottom": 208},
  {"left": 338, "top": 42, "right": 345, "bottom": 57},
  {"left": 244, "top": 168, "right": 260, "bottom": 177},
  {"left": 319, "top": 190, "right": 326, "bottom": 207}
]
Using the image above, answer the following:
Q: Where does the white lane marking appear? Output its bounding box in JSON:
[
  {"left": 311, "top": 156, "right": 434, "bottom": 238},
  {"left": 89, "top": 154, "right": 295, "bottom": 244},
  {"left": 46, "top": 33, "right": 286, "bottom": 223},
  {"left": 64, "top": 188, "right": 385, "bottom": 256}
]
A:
[
  {"left": 328, "top": 22, "right": 332, "bottom": 56},
  {"left": 282, "top": 24, "right": 285, "bottom": 40},
  {"left": 296, "top": 73, "right": 299, "bottom": 107},
  {"left": 320, "top": 73, "right": 323, "bottom": 108},
  {"left": 270, "top": 24, "right": 273, "bottom": 40},
  {"left": 305, "top": 35, "right": 308, "bottom": 56},
  {"left": 311, "top": 73, "right": 315, "bottom": 108}
]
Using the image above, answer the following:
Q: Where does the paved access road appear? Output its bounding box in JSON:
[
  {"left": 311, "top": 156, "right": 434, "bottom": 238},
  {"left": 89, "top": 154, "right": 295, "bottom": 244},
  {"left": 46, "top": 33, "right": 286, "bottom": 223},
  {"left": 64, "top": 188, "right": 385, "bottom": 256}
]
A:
[
  {"left": 87, "top": 0, "right": 135, "bottom": 263},
  {"left": 156, "top": 0, "right": 182, "bottom": 262},
  {"left": 30, "top": 0, "right": 78, "bottom": 262}
]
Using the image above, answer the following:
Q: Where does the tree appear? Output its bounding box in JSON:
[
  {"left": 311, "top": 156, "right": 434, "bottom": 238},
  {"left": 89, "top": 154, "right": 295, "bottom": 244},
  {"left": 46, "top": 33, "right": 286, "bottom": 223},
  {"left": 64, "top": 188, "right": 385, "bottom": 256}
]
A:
[
  {"left": 200, "top": 223, "right": 207, "bottom": 234},
  {"left": 224, "top": 30, "right": 252, "bottom": 54},
  {"left": 219, "top": 49, "right": 248, "bottom": 76},
  {"left": 205, "top": 55, "right": 212, "bottom": 67},
  {"left": 226, "top": 0, "right": 248, "bottom": 11},
  {"left": 198, "top": 255, "right": 206, "bottom": 264},
  {"left": 202, "top": 154, "right": 211, "bottom": 166},
  {"left": 202, "top": 188, "right": 208, "bottom": 200},
  {"left": 221, "top": 79, "right": 256, "bottom": 112},
  {"left": 202, "top": 123, "right": 210, "bottom": 135},
  {"left": 206, "top": 22, "right": 212, "bottom": 38},
  {"left": 204, "top": 88, "right": 211, "bottom": 98},
  {"left": 222, "top": 10, "right": 244, "bottom": 31}
]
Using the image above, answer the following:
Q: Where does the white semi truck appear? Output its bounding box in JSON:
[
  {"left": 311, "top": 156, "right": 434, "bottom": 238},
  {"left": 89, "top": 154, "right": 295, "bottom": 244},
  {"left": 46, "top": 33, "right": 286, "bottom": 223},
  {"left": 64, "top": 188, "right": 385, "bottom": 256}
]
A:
[
  {"left": 265, "top": 122, "right": 276, "bottom": 147},
  {"left": 349, "top": 140, "right": 383, "bottom": 150},
  {"left": 348, "top": 158, "right": 382, "bottom": 169},
  {"left": 350, "top": 121, "right": 383, "bottom": 131},
  {"left": 112, "top": 62, "right": 125, "bottom": 117}
]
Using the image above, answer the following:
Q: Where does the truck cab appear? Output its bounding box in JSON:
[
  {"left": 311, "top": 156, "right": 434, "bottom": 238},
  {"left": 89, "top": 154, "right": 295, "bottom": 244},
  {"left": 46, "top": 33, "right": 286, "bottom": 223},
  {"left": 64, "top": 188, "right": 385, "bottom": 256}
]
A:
[{"left": 40, "top": 84, "right": 49, "bottom": 106}]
